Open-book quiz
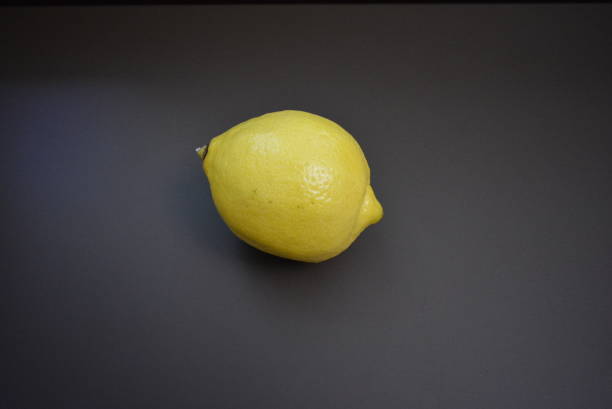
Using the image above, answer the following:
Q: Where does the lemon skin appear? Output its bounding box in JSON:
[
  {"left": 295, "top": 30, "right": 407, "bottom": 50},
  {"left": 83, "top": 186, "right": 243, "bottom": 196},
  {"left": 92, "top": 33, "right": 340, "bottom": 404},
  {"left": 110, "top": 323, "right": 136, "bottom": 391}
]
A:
[{"left": 200, "top": 110, "right": 382, "bottom": 263}]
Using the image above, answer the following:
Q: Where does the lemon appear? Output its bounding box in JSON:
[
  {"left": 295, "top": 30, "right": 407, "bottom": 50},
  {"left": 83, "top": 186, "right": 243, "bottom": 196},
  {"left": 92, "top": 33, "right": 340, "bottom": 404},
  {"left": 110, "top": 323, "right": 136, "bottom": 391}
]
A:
[{"left": 197, "top": 110, "right": 383, "bottom": 263}]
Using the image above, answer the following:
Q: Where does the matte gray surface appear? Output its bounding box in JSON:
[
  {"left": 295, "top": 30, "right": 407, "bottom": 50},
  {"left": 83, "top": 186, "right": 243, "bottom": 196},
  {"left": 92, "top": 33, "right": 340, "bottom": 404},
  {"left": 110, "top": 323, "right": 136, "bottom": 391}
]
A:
[{"left": 3, "top": 5, "right": 612, "bottom": 409}]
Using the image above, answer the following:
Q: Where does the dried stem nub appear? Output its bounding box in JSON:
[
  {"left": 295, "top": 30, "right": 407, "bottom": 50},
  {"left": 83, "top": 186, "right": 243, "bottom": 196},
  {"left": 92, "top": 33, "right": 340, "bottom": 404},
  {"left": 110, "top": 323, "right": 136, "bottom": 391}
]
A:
[{"left": 195, "top": 145, "right": 208, "bottom": 161}]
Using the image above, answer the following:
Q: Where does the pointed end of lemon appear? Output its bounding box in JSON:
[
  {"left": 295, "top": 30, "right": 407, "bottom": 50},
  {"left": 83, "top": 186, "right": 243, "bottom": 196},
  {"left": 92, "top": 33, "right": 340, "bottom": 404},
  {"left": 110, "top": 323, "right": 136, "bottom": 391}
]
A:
[
  {"left": 366, "top": 185, "right": 383, "bottom": 225},
  {"left": 195, "top": 145, "right": 208, "bottom": 161},
  {"left": 356, "top": 185, "right": 383, "bottom": 233},
  {"left": 370, "top": 194, "right": 383, "bottom": 225}
]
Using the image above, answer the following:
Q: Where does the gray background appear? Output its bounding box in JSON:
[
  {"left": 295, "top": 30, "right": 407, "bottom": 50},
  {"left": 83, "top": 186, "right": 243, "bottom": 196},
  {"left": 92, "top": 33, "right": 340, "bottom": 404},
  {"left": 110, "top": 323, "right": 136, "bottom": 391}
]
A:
[{"left": 2, "top": 5, "right": 612, "bottom": 409}]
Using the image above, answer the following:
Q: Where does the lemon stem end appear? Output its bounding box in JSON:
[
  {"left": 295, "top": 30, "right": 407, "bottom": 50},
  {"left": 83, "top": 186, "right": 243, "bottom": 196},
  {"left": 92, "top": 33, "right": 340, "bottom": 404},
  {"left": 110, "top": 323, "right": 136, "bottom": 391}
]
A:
[{"left": 195, "top": 145, "right": 208, "bottom": 161}]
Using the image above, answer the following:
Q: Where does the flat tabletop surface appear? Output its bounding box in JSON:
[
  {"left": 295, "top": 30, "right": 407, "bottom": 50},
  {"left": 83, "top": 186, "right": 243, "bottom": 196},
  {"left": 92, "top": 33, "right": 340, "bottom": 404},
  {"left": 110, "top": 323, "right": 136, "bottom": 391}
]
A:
[{"left": 3, "top": 5, "right": 612, "bottom": 409}]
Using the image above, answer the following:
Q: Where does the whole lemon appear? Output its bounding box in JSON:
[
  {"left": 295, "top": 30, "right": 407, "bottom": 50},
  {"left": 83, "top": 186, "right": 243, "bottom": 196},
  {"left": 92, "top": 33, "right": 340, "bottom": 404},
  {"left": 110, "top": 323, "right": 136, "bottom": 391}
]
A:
[{"left": 197, "top": 110, "right": 383, "bottom": 263}]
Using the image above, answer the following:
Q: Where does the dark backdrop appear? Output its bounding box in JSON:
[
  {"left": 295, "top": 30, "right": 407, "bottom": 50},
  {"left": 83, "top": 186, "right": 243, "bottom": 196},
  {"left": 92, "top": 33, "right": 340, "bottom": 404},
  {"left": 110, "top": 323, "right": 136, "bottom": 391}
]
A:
[{"left": 2, "top": 5, "right": 612, "bottom": 409}]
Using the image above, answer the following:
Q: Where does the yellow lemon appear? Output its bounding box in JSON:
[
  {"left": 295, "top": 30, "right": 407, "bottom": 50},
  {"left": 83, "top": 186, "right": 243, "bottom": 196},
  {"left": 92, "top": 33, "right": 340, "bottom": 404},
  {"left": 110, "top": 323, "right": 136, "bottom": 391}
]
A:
[{"left": 197, "top": 110, "right": 383, "bottom": 263}]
